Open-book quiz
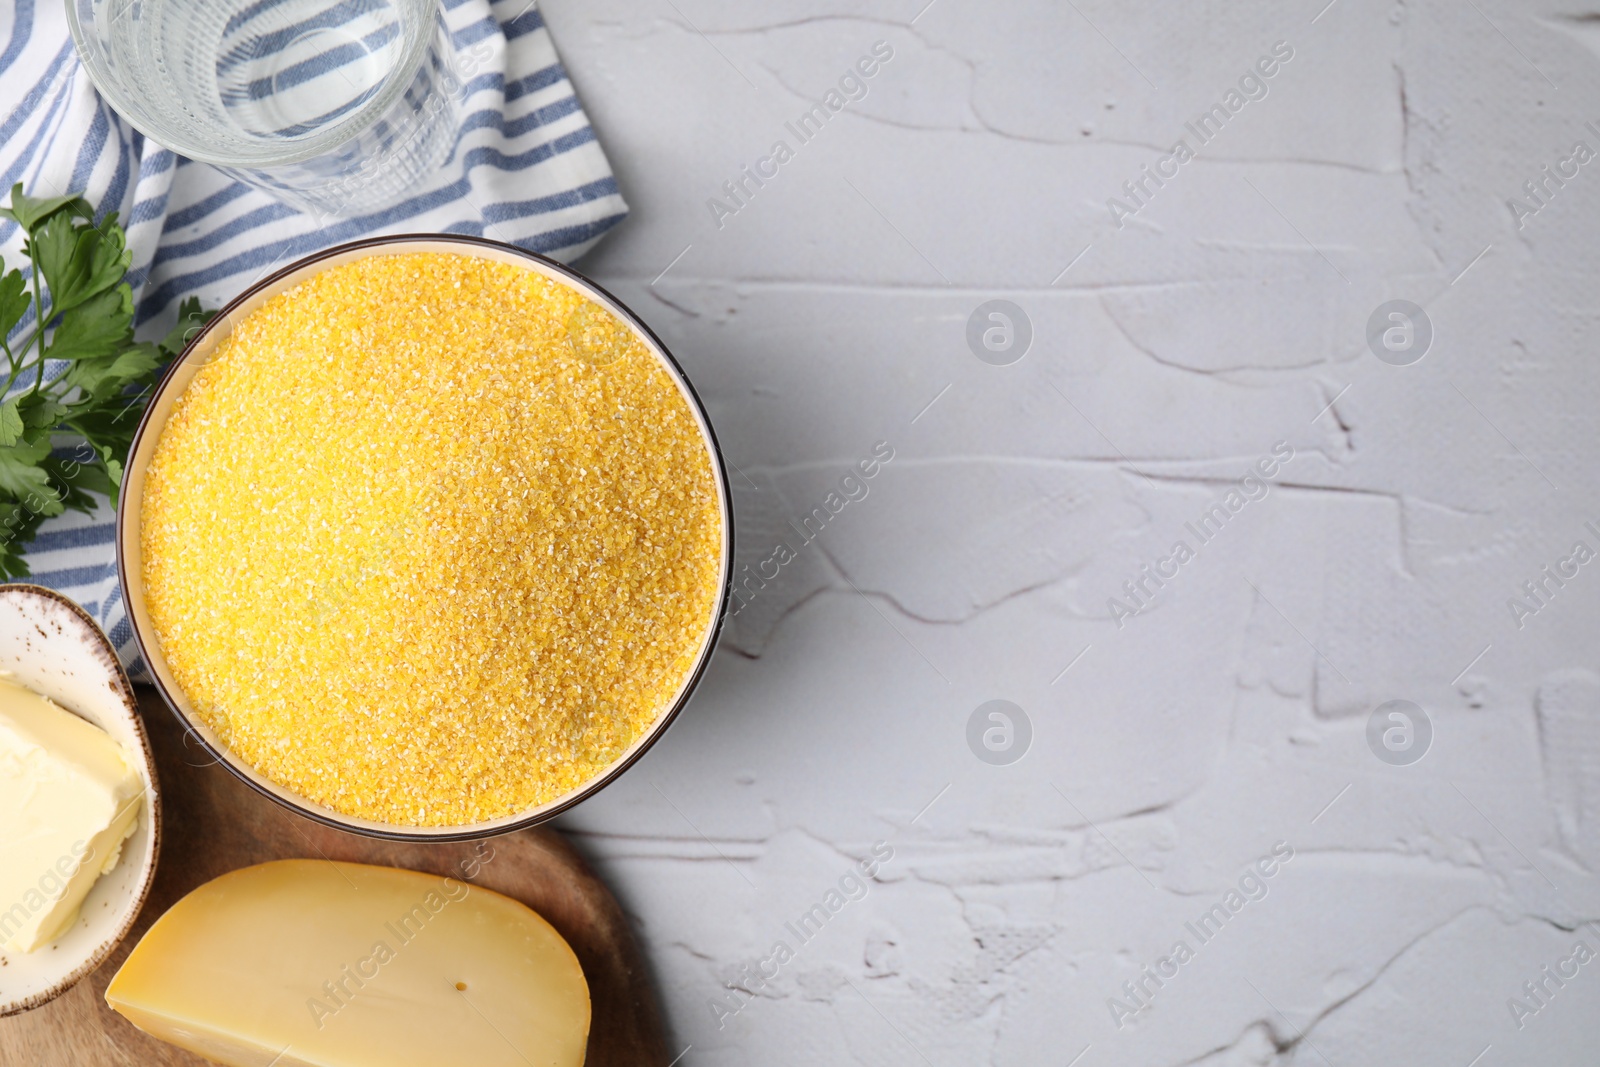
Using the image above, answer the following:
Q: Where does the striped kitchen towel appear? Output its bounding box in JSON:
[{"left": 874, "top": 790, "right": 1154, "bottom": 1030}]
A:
[{"left": 0, "top": 0, "right": 628, "bottom": 675}]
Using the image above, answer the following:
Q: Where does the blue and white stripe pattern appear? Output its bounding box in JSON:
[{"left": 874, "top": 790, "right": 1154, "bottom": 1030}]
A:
[{"left": 0, "top": 0, "right": 628, "bottom": 674}]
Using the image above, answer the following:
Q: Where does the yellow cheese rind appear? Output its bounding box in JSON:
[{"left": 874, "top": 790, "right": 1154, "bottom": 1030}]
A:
[
  {"left": 106, "top": 859, "right": 590, "bottom": 1067},
  {"left": 0, "top": 677, "right": 143, "bottom": 953}
]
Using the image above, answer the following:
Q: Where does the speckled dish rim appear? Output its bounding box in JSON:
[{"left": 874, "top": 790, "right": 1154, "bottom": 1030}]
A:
[
  {"left": 0, "top": 583, "right": 162, "bottom": 1017},
  {"left": 116, "top": 234, "right": 734, "bottom": 843}
]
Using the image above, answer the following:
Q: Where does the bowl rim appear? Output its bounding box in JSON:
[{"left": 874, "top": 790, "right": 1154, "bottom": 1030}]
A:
[
  {"left": 116, "top": 232, "right": 734, "bottom": 842},
  {"left": 0, "top": 582, "right": 163, "bottom": 1017}
]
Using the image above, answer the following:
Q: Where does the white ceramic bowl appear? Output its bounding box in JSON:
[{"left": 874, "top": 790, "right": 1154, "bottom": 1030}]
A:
[
  {"left": 0, "top": 584, "right": 161, "bottom": 1016},
  {"left": 118, "top": 234, "right": 733, "bottom": 842}
]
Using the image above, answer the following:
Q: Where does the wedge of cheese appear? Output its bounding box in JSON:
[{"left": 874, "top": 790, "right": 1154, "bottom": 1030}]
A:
[
  {"left": 106, "top": 860, "right": 590, "bottom": 1067},
  {"left": 0, "top": 677, "right": 143, "bottom": 953}
]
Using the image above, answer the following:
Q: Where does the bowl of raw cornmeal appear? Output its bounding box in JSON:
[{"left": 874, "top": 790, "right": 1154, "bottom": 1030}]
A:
[{"left": 118, "top": 236, "right": 732, "bottom": 840}]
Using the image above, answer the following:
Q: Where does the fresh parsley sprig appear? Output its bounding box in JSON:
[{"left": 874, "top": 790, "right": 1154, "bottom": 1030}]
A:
[{"left": 0, "top": 183, "right": 212, "bottom": 579}]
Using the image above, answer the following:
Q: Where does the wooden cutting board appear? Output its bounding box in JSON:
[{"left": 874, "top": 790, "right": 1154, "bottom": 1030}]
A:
[{"left": 0, "top": 687, "right": 669, "bottom": 1066}]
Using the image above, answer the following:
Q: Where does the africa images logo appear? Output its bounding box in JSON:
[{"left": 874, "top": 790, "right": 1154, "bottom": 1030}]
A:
[{"left": 1366, "top": 300, "right": 1433, "bottom": 366}]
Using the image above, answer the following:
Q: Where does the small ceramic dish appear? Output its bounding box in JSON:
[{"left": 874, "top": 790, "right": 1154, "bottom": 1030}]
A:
[
  {"left": 117, "top": 234, "right": 733, "bottom": 843},
  {"left": 0, "top": 584, "right": 161, "bottom": 1016}
]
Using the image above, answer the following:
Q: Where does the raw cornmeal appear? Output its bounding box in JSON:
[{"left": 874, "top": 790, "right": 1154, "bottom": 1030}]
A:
[{"left": 140, "top": 252, "right": 723, "bottom": 826}]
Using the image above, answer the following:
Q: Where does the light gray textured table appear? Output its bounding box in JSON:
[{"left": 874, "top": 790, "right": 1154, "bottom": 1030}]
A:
[{"left": 543, "top": 2, "right": 1600, "bottom": 1063}]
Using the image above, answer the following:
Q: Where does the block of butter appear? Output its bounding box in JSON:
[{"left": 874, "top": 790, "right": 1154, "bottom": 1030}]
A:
[
  {"left": 107, "top": 859, "right": 590, "bottom": 1067},
  {"left": 0, "top": 676, "right": 143, "bottom": 953}
]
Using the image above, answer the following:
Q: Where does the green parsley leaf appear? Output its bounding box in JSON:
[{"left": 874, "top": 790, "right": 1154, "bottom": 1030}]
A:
[
  {"left": 63, "top": 340, "right": 160, "bottom": 399},
  {"left": 0, "top": 433, "right": 61, "bottom": 514},
  {"left": 161, "top": 297, "right": 214, "bottom": 357},
  {"left": 31, "top": 210, "right": 131, "bottom": 319},
  {"left": 45, "top": 445, "right": 113, "bottom": 511},
  {"left": 0, "top": 183, "right": 213, "bottom": 564},
  {"left": 0, "top": 399, "right": 21, "bottom": 448},
  {"left": 15, "top": 392, "right": 68, "bottom": 429},
  {"left": 48, "top": 283, "right": 134, "bottom": 363},
  {"left": 0, "top": 265, "right": 26, "bottom": 340},
  {"left": 0, "top": 499, "right": 48, "bottom": 579},
  {"left": 0, "top": 183, "right": 92, "bottom": 233}
]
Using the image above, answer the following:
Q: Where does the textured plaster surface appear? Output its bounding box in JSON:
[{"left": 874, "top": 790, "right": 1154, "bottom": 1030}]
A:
[{"left": 540, "top": 1, "right": 1600, "bottom": 1062}]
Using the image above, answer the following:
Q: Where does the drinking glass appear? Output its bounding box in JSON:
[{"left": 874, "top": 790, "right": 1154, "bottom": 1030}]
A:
[{"left": 66, "top": 0, "right": 460, "bottom": 218}]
